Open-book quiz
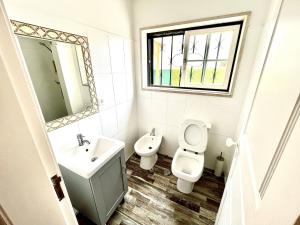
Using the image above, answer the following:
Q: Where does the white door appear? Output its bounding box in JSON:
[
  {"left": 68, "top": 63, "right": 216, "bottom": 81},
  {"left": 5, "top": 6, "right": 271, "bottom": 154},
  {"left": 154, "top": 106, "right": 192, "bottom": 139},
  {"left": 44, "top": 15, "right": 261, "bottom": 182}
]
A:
[
  {"left": 0, "top": 1, "right": 77, "bottom": 225},
  {"left": 216, "top": 0, "right": 300, "bottom": 224}
]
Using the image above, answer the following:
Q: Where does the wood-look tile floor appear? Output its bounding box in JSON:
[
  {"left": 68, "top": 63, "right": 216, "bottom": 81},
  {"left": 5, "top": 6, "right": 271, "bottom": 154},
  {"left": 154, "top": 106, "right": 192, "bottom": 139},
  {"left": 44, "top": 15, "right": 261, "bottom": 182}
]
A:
[{"left": 78, "top": 154, "right": 225, "bottom": 225}]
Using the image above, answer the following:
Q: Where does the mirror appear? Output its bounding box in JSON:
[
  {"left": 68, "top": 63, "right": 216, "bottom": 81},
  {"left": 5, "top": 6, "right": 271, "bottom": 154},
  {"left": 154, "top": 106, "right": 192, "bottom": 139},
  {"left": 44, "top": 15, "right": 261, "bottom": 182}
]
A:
[{"left": 11, "top": 20, "right": 98, "bottom": 131}]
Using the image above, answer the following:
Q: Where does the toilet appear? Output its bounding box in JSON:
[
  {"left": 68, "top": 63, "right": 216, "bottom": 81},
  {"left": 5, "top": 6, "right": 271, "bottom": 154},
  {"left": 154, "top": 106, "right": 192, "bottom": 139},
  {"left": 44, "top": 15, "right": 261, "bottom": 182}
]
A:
[{"left": 171, "top": 119, "right": 211, "bottom": 194}]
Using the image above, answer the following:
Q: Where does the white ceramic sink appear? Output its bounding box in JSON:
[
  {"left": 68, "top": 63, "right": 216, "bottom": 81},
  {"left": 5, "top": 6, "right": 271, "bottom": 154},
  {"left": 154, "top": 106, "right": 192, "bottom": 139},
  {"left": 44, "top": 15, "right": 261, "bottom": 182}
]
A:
[{"left": 57, "top": 136, "right": 125, "bottom": 179}]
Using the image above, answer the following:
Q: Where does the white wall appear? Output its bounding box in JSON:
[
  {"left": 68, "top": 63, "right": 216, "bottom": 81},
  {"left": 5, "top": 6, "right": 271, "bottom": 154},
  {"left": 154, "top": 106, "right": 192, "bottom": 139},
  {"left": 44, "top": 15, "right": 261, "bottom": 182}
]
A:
[
  {"left": 4, "top": 0, "right": 133, "bottom": 38},
  {"left": 4, "top": 0, "right": 277, "bottom": 174},
  {"left": 132, "top": 0, "right": 273, "bottom": 173},
  {"left": 4, "top": 0, "right": 138, "bottom": 160}
]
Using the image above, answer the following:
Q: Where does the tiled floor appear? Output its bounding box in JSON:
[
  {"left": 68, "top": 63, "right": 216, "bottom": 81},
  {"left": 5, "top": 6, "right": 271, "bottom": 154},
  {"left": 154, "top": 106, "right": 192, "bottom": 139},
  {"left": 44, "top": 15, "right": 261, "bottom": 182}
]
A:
[{"left": 77, "top": 154, "right": 225, "bottom": 225}]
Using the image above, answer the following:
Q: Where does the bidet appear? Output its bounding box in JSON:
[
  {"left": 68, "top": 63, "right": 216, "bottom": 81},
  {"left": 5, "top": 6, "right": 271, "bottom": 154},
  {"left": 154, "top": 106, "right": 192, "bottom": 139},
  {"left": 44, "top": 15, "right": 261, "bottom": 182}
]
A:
[{"left": 134, "top": 132, "right": 162, "bottom": 170}]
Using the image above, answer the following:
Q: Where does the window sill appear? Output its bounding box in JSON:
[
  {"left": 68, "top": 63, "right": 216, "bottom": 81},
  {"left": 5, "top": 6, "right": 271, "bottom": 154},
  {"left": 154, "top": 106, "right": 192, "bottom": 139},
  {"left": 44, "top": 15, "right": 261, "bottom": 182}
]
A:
[{"left": 142, "top": 85, "right": 233, "bottom": 96}]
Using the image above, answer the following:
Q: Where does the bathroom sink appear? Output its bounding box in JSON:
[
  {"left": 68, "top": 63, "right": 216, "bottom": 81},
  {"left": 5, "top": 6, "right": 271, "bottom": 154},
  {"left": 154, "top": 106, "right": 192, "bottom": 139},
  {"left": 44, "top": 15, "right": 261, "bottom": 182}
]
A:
[{"left": 56, "top": 136, "right": 125, "bottom": 179}]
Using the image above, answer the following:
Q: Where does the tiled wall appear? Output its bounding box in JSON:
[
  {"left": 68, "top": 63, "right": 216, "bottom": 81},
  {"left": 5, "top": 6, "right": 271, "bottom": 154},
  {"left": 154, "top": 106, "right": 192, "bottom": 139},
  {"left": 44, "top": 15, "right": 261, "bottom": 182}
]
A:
[
  {"left": 6, "top": 0, "right": 271, "bottom": 175},
  {"left": 5, "top": 0, "right": 138, "bottom": 161},
  {"left": 132, "top": 0, "right": 273, "bottom": 173},
  {"left": 48, "top": 29, "right": 138, "bottom": 160},
  {"left": 136, "top": 90, "right": 240, "bottom": 172}
]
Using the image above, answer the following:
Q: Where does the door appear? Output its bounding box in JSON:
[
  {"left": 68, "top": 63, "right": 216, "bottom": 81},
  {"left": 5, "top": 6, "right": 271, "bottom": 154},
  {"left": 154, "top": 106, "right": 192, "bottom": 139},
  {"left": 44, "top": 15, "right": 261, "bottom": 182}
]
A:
[
  {"left": 216, "top": 0, "right": 300, "bottom": 224},
  {"left": 91, "top": 150, "right": 128, "bottom": 224},
  {"left": 0, "top": 1, "right": 77, "bottom": 224}
]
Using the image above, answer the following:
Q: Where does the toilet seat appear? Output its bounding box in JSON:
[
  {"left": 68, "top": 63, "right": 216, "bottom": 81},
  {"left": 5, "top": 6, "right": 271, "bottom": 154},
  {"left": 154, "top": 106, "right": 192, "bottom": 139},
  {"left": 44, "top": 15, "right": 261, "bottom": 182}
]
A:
[
  {"left": 171, "top": 119, "right": 210, "bottom": 193},
  {"left": 178, "top": 119, "right": 208, "bottom": 153},
  {"left": 171, "top": 148, "right": 204, "bottom": 182}
]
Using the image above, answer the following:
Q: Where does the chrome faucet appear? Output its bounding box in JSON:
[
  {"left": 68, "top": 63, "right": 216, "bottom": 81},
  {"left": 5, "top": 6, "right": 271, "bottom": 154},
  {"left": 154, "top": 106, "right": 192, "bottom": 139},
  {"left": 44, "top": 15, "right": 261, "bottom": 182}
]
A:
[
  {"left": 150, "top": 128, "right": 155, "bottom": 136},
  {"left": 77, "top": 134, "right": 90, "bottom": 146}
]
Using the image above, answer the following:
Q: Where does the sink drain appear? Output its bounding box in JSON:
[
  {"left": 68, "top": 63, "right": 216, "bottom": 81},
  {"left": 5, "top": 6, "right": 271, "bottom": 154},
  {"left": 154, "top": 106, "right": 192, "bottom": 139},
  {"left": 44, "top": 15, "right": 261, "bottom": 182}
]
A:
[
  {"left": 148, "top": 146, "right": 152, "bottom": 149},
  {"left": 91, "top": 157, "right": 98, "bottom": 162}
]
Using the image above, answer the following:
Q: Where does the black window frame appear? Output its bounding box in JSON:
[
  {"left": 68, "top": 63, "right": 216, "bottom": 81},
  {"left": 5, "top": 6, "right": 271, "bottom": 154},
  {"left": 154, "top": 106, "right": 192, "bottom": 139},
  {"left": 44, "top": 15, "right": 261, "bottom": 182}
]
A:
[{"left": 146, "top": 20, "right": 244, "bottom": 93}]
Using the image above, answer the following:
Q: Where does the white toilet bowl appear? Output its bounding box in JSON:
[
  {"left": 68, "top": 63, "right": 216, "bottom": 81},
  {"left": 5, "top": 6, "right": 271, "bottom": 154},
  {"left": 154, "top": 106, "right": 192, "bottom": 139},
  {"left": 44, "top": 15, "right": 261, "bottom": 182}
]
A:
[
  {"left": 134, "top": 133, "right": 162, "bottom": 170},
  {"left": 172, "top": 148, "right": 204, "bottom": 193},
  {"left": 171, "top": 119, "right": 210, "bottom": 194}
]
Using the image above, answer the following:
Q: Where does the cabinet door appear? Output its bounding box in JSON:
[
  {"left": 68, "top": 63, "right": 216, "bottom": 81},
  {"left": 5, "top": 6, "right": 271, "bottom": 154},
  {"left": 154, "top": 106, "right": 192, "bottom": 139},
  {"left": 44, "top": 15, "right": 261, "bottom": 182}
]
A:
[
  {"left": 90, "top": 150, "right": 127, "bottom": 224},
  {"left": 60, "top": 165, "right": 101, "bottom": 225}
]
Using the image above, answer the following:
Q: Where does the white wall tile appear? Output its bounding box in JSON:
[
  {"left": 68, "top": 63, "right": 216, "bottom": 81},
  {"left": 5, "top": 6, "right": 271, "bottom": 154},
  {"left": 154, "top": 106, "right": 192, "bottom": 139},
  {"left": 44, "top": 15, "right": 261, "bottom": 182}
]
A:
[
  {"left": 87, "top": 29, "right": 111, "bottom": 74},
  {"left": 78, "top": 113, "right": 102, "bottom": 140},
  {"left": 100, "top": 107, "right": 118, "bottom": 137},
  {"left": 95, "top": 75, "right": 115, "bottom": 110},
  {"left": 109, "top": 35, "right": 125, "bottom": 73},
  {"left": 113, "top": 73, "right": 127, "bottom": 105},
  {"left": 184, "top": 95, "right": 239, "bottom": 136},
  {"left": 47, "top": 122, "right": 80, "bottom": 153},
  {"left": 114, "top": 130, "right": 135, "bottom": 161},
  {"left": 151, "top": 99, "right": 167, "bottom": 124},
  {"left": 159, "top": 125, "right": 179, "bottom": 157},
  {"left": 126, "top": 71, "right": 135, "bottom": 100},
  {"left": 123, "top": 39, "right": 135, "bottom": 99},
  {"left": 137, "top": 97, "right": 152, "bottom": 135},
  {"left": 124, "top": 40, "right": 134, "bottom": 76},
  {"left": 116, "top": 102, "right": 130, "bottom": 130},
  {"left": 205, "top": 132, "right": 229, "bottom": 171},
  {"left": 166, "top": 95, "right": 186, "bottom": 126},
  {"left": 150, "top": 122, "right": 166, "bottom": 137}
]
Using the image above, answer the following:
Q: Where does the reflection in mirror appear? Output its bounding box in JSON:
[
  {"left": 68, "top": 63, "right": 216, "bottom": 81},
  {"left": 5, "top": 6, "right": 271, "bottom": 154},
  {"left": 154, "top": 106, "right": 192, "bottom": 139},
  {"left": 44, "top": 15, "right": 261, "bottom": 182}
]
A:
[{"left": 17, "top": 36, "right": 92, "bottom": 122}]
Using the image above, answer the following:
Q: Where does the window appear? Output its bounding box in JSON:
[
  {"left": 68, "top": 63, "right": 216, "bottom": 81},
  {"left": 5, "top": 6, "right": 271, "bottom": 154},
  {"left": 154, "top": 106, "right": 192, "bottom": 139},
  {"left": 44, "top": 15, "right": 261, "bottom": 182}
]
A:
[{"left": 141, "top": 14, "right": 249, "bottom": 95}]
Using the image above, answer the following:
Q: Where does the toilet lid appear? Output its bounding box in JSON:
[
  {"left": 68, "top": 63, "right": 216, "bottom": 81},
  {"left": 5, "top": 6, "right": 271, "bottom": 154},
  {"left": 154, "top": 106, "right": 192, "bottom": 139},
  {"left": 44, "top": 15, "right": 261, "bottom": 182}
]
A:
[{"left": 178, "top": 119, "right": 208, "bottom": 153}]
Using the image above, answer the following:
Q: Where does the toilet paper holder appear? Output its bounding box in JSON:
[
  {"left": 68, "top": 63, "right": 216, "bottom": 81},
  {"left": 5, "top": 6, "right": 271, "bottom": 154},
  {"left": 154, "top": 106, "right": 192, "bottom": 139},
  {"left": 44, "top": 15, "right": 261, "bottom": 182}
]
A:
[{"left": 225, "top": 138, "right": 238, "bottom": 147}]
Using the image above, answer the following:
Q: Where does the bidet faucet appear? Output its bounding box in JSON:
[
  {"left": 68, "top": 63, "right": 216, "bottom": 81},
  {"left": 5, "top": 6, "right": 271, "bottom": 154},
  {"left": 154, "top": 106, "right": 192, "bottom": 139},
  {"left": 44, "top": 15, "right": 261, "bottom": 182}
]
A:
[
  {"left": 77, "top": 134, "right": 90, "bottom": 146},
  {"left": 150, "top": 128, "right": 155, "bottom": 136}
]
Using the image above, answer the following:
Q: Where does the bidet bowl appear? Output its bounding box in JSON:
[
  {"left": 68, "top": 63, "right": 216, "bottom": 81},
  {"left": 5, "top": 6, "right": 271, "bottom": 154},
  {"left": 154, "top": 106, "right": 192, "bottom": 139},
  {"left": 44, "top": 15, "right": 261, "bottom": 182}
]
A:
[
  {"left": 134, "top": 133, "right": 162, "bottom": 156},
  {"left": 134, "top": 133, "right": 162, "bottom": 170}
]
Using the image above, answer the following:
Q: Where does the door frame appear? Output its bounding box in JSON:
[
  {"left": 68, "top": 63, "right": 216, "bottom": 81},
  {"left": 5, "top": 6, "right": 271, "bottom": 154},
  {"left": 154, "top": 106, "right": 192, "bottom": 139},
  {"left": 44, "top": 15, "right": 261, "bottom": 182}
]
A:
[
  {"left": 0, "top": 205, "right": 13, "bottom": 225},
  {"left": 0, "top": 0, "right": 77, "bottom": 224},
  {"left": 215, "top": 0, "right": 283, "bottom": 223}
]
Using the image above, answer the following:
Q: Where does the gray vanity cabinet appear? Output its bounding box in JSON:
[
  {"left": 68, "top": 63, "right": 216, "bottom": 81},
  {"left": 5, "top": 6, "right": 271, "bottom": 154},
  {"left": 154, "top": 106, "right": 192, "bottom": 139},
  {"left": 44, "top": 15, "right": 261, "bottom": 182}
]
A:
[{"left": 59, "top": 149, "right": 128, "bottom": 225}]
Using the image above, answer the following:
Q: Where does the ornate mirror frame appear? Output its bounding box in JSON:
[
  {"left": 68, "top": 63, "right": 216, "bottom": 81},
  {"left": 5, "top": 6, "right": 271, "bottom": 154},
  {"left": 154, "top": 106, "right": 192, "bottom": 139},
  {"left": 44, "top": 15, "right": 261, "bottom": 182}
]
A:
[{"left": 11, "top": 20, "right": 99, "bottom": 132}]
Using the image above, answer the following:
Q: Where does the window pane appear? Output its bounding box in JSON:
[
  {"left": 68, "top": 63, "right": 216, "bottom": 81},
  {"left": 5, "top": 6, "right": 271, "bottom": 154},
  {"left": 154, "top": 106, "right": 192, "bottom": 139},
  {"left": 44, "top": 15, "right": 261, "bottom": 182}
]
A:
[
  {"left": 203, "top": 61, "right": 216, "bottom": 84},
  {"left": 207, "top": 33, "right": 221, "bottom": 60},
  {"left": 153, "top": 37, "right": 162, "bottom": 85},
  {"left": 147, "top": 22, "right": 243, "bottom": 93},
  {"left": 161, "top": 36, "right": 172, "bottom": 86},
  {"left": 185, "top": 61, "right": 203, "bottom": 84},
  {"left": 171, "top": 35, "right": 183, "bottom": 87},
  {"left": 171, "top": 35, "right": 184, "bottom": 67},
  {"left": 214, "top": 61, "right": 227, "bottom": 84},
  {"left": 171, "top": 67, "right": 181, "bottom": 86},
  {"left": 218, "top": 32, "right": 233, "bottom": 59},
  {"left": 187, "top": 34, "right": 207, "bottom": 60}
]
